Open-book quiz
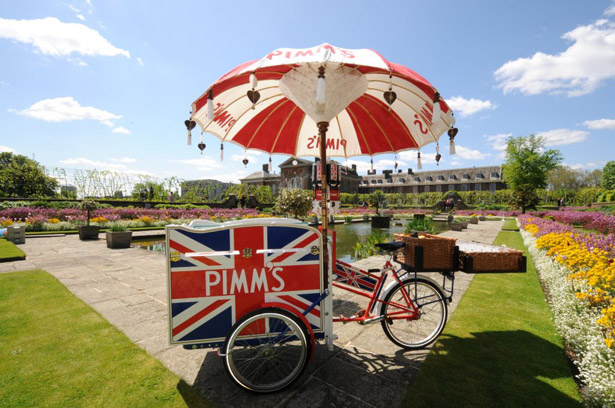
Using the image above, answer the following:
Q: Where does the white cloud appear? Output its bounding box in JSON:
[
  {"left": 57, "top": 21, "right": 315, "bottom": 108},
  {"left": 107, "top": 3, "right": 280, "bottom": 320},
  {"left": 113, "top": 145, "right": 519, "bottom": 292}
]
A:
[
  {"left": 0, "top": 145, "right": 15, "bottom": 153},
  {"left": 60, "top": 157, "right": 126, "bottom": 169},
  {"left": 0, "top": 17, "right": 129, "bottom": 59},
  {"left": 536, "top": 128, "right": 590, "bottom": 146},
  {"left": 76, "top": 14, "right": 86, "bottom": 21},
  {"left": 446, "top": 96, "right": 496, "bottom": 117},
  {"left": 495, "top": 18, "right": 615, "bottom": 96},
  {"left": 231, "top": 150, "right": 263, "bottom": 163},
  {"left": 111, "top": 157, "right": 136, "bottom": 163},
  {"left": 485, "top": 133, "right": 512, "bottom": 151},
  {"left": 454, "top": 145, "right": 491, "bottom": 160},
  {"left": 11, "top": 97, "right": 121, "bottom": 126},
  {"left": 137, "top": 57, "right": 143, "bottom": 66},
  {"left": 605, "top": 5, "right": 615, "bottom": 17},
  {"left": 112, "top": 126, "right": 131, "bottom": 134},
  {"left": 583, "top": 118, "right": 615, "bottom": 129},
  {"left": 567, "top": 161, "right": 603, "bottom": 170}
]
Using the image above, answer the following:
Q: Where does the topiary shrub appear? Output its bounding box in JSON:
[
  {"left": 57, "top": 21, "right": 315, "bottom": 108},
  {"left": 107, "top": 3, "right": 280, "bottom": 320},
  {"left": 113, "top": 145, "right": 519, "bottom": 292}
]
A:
[{"left": 274, "top": 189, "right": 312, "bottom": 219}]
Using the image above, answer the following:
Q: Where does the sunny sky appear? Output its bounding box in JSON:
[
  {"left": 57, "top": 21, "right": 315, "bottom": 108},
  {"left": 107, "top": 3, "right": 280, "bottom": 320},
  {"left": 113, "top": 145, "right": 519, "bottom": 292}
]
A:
[{"left": 1, "top": 0, "right": 614, "bottom": 187}]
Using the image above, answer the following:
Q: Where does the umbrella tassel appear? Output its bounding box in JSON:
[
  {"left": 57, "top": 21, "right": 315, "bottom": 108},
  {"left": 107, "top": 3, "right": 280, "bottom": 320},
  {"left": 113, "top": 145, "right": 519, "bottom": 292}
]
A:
[
  {"left": 268, "top": 156, "right": 273, "bottom": 173},
  {"left": 187, "top": 129, "right": 192, "bottom": 146},
  {"left": 206, "top": 89, "right": 214, "bottom": 120},
  {"left": 316, "top": 66, "right": 326, "bottom": 104},
  {"left": 370, "top": 157, "right": 374, "bottom": 173},
  {"left": 432, "top": 92, "right": 441, "bottom": 125},
  {"left": 450, "top": 138, "right": 456, "bottom": 155},
  {"left": 417, "top": 152, "right": 422, "bottom": 170},
  {"left": 220, "top": 143, "right": 224, "bottom": 161}
]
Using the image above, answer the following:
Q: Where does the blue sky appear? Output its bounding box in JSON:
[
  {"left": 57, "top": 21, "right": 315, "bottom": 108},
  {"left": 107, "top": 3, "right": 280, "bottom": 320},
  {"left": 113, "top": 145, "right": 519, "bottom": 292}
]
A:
[{"left": 1, "top": 0, "right": 614, "bottom": 187}]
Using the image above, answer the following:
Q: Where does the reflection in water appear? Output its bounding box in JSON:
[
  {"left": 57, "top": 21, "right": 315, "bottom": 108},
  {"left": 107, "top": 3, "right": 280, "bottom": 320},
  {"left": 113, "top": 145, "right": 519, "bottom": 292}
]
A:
[{"left": 134, "top": 219, "right": 445, "bottom": 263}]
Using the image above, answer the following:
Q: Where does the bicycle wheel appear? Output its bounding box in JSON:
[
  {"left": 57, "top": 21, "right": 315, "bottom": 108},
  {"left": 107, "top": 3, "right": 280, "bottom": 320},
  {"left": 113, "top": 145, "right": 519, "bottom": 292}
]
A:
[
  {"left": 222, "top": 307, "right": 311, "bottom": 393},
  {"left": 380, "top": 277, "right": 448, "bottom": 349}
]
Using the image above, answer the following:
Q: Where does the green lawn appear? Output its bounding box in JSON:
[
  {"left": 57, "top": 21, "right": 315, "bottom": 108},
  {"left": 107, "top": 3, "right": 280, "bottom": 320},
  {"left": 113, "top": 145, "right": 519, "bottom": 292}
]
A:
[
  {"left": 502, "top": 218, "right": 519, "bottom": 230},
  {"left": 0, "top": 270, "right": 212, "bottom": 408},
  {"left": 404, "top": 230, "right": 581, "bottom": 407},
  {"left": 0, "top": 238, "right": 26, "bottom": 261}
]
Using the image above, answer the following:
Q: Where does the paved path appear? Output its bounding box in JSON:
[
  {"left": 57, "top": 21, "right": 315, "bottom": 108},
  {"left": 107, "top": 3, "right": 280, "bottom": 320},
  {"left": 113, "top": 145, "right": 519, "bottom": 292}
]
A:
[{"left": 1, "top": 220, "right": 504, "bottom": 407}]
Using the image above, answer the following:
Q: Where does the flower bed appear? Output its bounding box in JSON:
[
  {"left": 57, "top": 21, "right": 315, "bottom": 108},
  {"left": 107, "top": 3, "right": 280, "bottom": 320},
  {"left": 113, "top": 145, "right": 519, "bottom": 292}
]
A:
[
  {"left": 519, "top": 214, "right": 615, "bottom": 404},
  {"left": 0, "top": 206, "right": 261, "bottom": 232}
]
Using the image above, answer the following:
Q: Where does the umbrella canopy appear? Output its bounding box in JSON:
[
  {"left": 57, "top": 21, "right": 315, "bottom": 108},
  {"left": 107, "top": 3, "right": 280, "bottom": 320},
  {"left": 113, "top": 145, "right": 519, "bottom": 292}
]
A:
[{"left": 189, "top": 43, "right": 457, "bottom": 160}]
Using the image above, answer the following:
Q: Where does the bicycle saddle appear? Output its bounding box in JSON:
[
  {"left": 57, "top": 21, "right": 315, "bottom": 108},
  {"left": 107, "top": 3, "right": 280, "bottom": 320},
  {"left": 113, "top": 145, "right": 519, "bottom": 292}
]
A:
[{"left": 375, "top": 241, "right": 405, "bottom": 252}]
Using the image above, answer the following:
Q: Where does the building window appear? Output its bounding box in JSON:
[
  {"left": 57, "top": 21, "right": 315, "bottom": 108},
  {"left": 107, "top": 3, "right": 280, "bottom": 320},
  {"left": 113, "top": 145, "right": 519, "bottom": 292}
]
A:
[
  {"left": 378, "top": 179, "right": 383, "bottom": 184},
  {"left": 371, "top": 180, "right": 376, "bottom": 184},
  {"left": 475, "top": 183, "right": 482, "bottom": 191},
  {"left": 461, "top": 184, "right": 468, "bottom": 191},
  {"left": 413, "top": 186, "right": 418, "bottom": 194},
  {"left": 426, "top": 176, "right": 433, "bottom": 181},
  {"left": 476, "top": 173, "right": 484, "bottom": 179},
  {"left": 491, "top": 172, "right": 499, "bottom": 178},
  {"left": 448, "top": 184, "right": 455, "bottom": 191},
  {"left": 489, "top": 183, "right": 496, "bottom": 192},
  {"left": 437, "top": 175, "right": 445, "bottom": 181},
  {"left": 436, "top": 185, "right": 442, "bottom": 192},
  {"left": 449, "top": 175, "right": 457, "bottom": 180},
  {"left": 399, "top": 178, "right": 406, "bottom": 183},
  {"left": 414, "top": 177, "right": 421, "bottom": 182},
  {"left": 463, "top": 174, "right": 470, "bottom": 180}
]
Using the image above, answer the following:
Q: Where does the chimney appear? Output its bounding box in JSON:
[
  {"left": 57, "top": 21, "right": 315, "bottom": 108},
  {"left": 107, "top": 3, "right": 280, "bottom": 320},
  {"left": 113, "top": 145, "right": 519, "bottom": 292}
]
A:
[
  {"left": 407, "top": 168, "right": 414, "bottom": 175},
  {"left": 351, "top": 164, "right": 357, "bottom": 171},
  {"left": 262, "top": 164, "right": 269, "bottom": 173}
]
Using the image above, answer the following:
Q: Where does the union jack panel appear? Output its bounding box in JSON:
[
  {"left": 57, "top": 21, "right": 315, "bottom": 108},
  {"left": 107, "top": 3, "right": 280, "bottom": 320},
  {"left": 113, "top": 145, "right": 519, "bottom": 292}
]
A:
[
  {"left": 166, "top": 221, "right": 324, "bottom": 347},
  {"left": 334, "top": 260, "right": 379, "bottom": 293}
]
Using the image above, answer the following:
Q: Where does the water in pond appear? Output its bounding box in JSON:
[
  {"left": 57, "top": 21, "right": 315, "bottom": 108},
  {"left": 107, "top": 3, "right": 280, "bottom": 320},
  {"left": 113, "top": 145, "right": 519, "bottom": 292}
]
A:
[{"left": 134, "top": 219, "right": 444, "bottom": 263}]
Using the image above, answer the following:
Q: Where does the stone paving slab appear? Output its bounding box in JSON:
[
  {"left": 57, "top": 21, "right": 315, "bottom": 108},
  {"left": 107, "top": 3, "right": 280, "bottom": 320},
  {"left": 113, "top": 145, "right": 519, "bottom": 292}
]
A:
[{"left": 0, "top": 219, "right": 504, "bottom": 407}]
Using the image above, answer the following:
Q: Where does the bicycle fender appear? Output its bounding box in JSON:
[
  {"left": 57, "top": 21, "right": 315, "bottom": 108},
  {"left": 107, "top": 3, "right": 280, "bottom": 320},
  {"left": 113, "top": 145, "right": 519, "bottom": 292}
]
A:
[
  {"left": 374, "top": 275, "right": 444, "bottom": 317},
  {"left": 260, "top": 302, "right": 316, "bottom": 361}
]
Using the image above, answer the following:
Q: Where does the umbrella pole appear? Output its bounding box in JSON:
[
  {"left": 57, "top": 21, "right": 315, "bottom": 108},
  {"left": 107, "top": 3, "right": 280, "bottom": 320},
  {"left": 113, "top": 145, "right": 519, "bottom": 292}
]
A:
[{"left": 317, "top": 121, "right": 330, "bottom": 288}]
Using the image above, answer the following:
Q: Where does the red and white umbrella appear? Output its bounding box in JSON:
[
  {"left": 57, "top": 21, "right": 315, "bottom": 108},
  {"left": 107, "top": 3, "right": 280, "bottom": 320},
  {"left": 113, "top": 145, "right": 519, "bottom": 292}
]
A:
[
  {"left": 188, "top": 43, "right": 457, "bottom": 165},
  {"left": 185, "top": 43, "right": 458, "bottom": 276}
]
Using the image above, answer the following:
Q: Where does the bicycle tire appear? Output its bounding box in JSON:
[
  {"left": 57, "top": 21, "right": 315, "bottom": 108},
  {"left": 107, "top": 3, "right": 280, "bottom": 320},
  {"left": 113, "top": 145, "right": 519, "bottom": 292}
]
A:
[
  {"left": 380, "top": 277, "right": 448, "bottom": 349},
  {"left": 222, "top": 307, "right": 311, "bottom": 393}
]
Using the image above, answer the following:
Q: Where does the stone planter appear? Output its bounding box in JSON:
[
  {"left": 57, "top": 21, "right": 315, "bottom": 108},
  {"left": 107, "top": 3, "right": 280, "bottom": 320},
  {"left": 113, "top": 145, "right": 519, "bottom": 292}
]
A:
[
  {"left": 461, "top": 221, "right": 469, "bottom": 229},
  {"left": 78, "top": 225, "right": 100, "bottom": 240},
  {"left": 479, "top": 216, "right": 486, "bottom": 221},
  {"left": 371, "top": 215, "right": 391, "bottom": 228},
  {"left": 309, "top": 216, "right": 319, "bottom": 225},
  {"left": 7, "top": 225, "right": 26, "bottom": 244},
  {"left": 451, "top": 223, "right": 464, "bottom": 231},
  {"left": 469, "top": 217, "right": 479, "bottom": 224},
  {"left": 106, "top": 231, "right": 133, "bottom": 249}
]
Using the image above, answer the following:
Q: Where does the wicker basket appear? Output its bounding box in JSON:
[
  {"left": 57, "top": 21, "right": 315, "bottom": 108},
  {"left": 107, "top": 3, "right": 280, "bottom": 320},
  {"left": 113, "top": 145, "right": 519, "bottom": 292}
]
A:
[
  {"left": 394, "top": 233, "right": 458, "bottom": 270},
  {"left": 460, "top": 247, "right": 525, "bottom": 272}
]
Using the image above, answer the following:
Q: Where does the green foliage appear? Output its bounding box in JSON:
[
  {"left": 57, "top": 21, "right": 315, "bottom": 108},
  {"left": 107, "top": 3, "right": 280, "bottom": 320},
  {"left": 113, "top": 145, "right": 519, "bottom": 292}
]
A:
[
  {"left": 601, "top": 161, "right": 615, "bottom": 190},
  {"left": 131, "top": 181, "right": 168, "bottom": 201},
  {"left": 154, "top": 203, "right": 210, "bottom": 210},
  {"left": 109, "top": 222, "right": 128, "bottom": 232},
  {"left": 404, "top": 217, "right": 434, "bottom": 234},
  {"left": 0, "top": 152, "right": 59, "bottom": 198},
  {"left": 367, "top": 190, "right": 385, "bottom": 214},
  {"left": 273, "top": 189, "right": 312, "bottom": 219},
  {"left": 503, "top": 135, "right": 562, "bottom": 213},
  {"left": 353, "top": 230, "right": 388, "bottom": 259},
  {"left": 78, "top": 200, "right": 99, "bottom": 226}
]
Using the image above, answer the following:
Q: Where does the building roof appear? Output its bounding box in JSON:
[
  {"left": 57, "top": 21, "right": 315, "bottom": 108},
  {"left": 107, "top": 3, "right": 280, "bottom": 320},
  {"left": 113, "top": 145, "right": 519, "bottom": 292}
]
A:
[
  {"left": 240, "top": 171, "right": 281, "bottom": 182},
  {"left": 279, "top": 157, "right": 313, "bottom": 168}
]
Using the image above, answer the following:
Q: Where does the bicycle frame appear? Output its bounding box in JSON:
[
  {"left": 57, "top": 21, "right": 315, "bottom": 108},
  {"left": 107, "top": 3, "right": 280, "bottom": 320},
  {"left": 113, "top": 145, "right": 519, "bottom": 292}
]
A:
[{"left": 332, "top": 257, "right": 421, "bottom": 324}]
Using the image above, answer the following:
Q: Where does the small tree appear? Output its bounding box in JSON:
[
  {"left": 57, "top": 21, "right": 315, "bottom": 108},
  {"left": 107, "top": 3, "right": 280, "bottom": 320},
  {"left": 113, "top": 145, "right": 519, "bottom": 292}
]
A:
[
  {"left": 503, "top": 135, "right": 562, "bottom": 213},
  {"left": 79, "top": 200, "right": 99, "bottom": 226},
  {"left": 601, "top": 161, "right": 615, "bottom": 190},
  {"left": 274, "top": 189, "right": 312, "bottom": 219},
  {"left": 367, "top": 190, "right": 385, "bottom": 215}
]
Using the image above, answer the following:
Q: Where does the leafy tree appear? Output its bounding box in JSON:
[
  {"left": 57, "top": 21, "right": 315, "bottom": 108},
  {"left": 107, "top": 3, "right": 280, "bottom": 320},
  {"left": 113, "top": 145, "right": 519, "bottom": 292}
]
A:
[
  {"left": 367, "top": 190, "right": 385, "bottom": 214},
  {"left": 273, "top": 189, "right": 312, "bottom": 219},
  {"left": 131, "top": 181, "right": 167, "bottom": 201},
  {"left": 503, "top": 135, "right": 562, "bottom": 213},
  {"left": 583, "top": 169, "right": 602, "bottom": 188},
  {"left": 601, "top": 161, "right": 615, "bottom": 190},
  {"left": 0, "top": 152, "right": 58, "bottom": 198}
]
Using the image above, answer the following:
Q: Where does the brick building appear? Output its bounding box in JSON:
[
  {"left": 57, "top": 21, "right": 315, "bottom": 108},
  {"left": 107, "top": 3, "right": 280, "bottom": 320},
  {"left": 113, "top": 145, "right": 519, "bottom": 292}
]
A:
[{"left": 358, "top": 165, "right": 505, "bottom": 194}]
